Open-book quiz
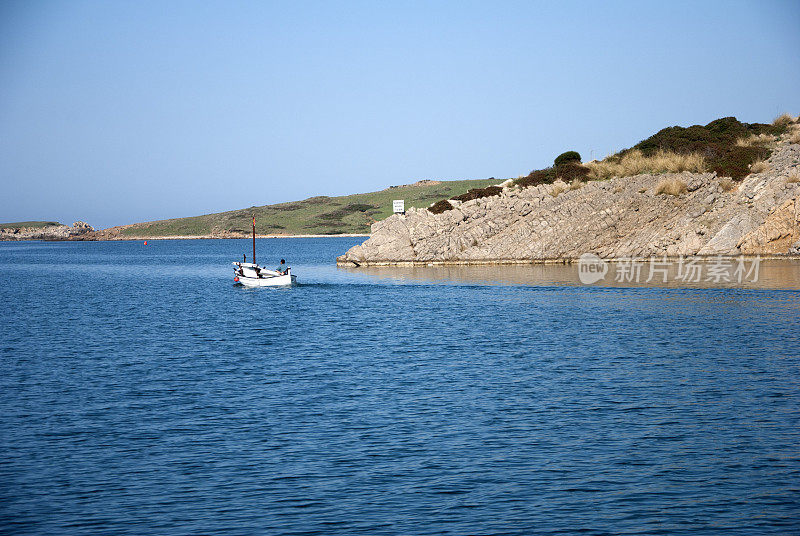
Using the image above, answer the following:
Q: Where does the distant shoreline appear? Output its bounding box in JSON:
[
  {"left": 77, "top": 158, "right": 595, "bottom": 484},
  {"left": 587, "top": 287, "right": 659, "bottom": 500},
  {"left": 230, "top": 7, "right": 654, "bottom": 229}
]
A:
[
  {"left": 0, "top": 233, "right": 370, "bottom": 242},
  {"left": 107, "top": 233, "right": 370, "bottom": 240}
]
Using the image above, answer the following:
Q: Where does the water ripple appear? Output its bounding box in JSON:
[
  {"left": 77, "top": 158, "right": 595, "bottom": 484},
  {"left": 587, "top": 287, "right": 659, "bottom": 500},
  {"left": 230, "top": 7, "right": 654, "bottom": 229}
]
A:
[{"left": 1, "top": 239, "right": 799, "bottom": 535}]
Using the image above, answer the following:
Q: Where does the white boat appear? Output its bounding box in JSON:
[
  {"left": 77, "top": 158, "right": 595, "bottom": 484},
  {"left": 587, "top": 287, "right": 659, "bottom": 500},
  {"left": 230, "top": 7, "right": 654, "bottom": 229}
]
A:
[
  {"left": 232, "top": 217, "right": 297, "bottom": 287},
  {"left": 233, "top": 262, "right": 296, "bottom": 287}
]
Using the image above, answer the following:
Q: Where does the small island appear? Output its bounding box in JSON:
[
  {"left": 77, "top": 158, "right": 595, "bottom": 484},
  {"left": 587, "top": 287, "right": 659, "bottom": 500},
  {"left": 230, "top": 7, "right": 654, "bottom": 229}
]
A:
[{"left": 0, "top": 221, "right": 94, "bottom": 241}]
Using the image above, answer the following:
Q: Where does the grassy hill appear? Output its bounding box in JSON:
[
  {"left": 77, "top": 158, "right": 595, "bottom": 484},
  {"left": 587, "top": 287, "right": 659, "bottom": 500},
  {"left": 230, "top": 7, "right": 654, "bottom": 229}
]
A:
[
  {"left": 118, "top": 179, "right": 502, "bottom": 237},
  {"left": 0, "top": 221, "right": 62, "bottom": 229}
]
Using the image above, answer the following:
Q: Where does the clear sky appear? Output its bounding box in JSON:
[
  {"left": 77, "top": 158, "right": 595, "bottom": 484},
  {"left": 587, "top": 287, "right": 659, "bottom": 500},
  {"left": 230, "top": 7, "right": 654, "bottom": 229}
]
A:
[{"left": 1, "top": 1, "right": 799, "bottom": 229}]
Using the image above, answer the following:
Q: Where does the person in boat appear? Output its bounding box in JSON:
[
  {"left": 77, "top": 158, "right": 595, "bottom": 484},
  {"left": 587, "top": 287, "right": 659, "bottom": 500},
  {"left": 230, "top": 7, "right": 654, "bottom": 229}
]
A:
[{"left": 276, "top": 259, "right": 288, "bottom": 274}]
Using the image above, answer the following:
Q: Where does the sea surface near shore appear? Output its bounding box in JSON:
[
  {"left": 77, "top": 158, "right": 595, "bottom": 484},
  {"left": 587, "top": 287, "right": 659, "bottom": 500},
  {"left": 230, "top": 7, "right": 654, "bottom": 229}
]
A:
[
  {"left": 87, "top": 233, "right": 370, "bottom": 240},
  {"left": 1, "top": 238, "right": 799, "bottom": 535}
]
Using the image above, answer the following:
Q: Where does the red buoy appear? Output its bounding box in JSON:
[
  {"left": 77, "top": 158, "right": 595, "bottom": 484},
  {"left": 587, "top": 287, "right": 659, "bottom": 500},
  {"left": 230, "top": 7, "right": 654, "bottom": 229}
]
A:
[
  {"left": 144, "top": 241, "right": 147, "bottom": 245},
  {"left": 234, "top": 276, "right": 239, "bottom": 282}
]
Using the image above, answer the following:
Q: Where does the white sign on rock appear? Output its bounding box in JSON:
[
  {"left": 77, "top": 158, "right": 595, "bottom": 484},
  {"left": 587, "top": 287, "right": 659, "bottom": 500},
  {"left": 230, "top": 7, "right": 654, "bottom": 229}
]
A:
[{"left": 393, "top": 200, "right": 405, "bottom": 214}]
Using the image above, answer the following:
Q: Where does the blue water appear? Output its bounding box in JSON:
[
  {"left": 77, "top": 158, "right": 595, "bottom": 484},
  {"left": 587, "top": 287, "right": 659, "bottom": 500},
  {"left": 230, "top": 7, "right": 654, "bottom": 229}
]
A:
[{"left": 1, "top": 238, "right": 799, "bottom": 535}]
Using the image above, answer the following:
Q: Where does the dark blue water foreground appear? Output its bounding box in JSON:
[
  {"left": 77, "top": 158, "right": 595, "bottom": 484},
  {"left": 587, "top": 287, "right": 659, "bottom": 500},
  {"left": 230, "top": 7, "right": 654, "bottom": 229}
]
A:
[{"left": 1, "top": 238, "right": 799, "bottom": 535}]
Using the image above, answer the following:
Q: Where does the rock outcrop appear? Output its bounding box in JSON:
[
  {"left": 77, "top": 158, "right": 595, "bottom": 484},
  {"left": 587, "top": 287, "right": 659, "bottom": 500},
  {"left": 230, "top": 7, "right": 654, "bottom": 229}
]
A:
[
  {"left": 0, "top": 221, "right": 94, "bottom": 241},
  {"left": 338, "top": 143, "right": 800, "bottom": 265}
]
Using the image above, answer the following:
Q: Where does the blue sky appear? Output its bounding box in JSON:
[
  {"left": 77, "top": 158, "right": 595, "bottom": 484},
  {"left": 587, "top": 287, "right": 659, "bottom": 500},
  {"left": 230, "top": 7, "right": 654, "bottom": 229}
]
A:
[{"left": 1, "top": 1, "right": 798, "bottom": 228}]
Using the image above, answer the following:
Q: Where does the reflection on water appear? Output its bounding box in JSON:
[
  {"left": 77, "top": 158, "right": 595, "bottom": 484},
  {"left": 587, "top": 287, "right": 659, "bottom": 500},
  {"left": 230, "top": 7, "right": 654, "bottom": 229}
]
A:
[{"left": 340, "top": 260, "right": 800, "bottom": 289}]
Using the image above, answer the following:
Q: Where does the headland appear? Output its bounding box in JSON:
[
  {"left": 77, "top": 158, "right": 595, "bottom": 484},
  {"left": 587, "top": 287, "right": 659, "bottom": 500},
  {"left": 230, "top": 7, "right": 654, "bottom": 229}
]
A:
[{"left": 338, "top": 116, "right": 800, "bottom": 266}]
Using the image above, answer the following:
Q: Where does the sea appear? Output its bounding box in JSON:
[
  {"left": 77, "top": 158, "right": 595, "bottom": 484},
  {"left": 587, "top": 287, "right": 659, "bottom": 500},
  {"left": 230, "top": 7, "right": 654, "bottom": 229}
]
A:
[{"left": 1, "top": 237, "right": 799, "bottom": 535}]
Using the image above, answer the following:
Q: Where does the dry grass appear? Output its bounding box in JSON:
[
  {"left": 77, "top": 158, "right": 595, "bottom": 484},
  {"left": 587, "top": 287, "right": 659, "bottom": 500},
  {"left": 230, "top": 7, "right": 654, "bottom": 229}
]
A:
[
  {"left": 773, "top": 113, "right": 797, "bottom": 127},
  {"left": 749, "top": 159, "right": 769, "bottom": 174},
  {"left": 786, "top": 172, "right": 800, "bottom": 184},
  {"left": 549, "top": 183, "right": 567, "bottom": 197},
  {"left": 735, "top": 133, "right": 775, "bottom": 146},
  {"left": 568, "top": 180, "right": 585, "bottom": 191},
  {"left": 719, "top": 178, "right": 736, "bottom": 192},
  {"left": 585, "top": 149, "right": 706, "bottom": 180},
  {"left": 655, "top": 178, "right": 688, "bottom": 196}
]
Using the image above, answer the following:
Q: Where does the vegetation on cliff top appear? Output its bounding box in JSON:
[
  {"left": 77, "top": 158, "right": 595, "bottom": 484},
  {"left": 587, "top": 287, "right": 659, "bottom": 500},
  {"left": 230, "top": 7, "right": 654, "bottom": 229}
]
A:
[
  {"left": 428, "top": 115, "right": 798, "bottom": 213},
  {"left": 624, "top": 116, "right": 783, "bottom": 179}
]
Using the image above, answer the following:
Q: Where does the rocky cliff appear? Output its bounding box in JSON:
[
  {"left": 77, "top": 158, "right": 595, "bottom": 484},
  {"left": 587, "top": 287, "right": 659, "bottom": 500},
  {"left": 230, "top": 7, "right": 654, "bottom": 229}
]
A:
[
  {"left": 0, "top": 221, "right": 94, "bottom": 241},
  {"left": 338, "top": 143, "right": 800, "bottom": 265}
]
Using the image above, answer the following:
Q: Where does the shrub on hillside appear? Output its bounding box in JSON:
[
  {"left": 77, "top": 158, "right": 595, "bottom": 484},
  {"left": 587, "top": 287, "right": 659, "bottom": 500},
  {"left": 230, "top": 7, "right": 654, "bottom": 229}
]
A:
[
  {"left": 273, "top": 203, "right": 304, "bottom": 211},
  {"left": 318, "top": 211, "right": 345, "bottom": 221},
  {"left": 428, "top": 200, "right": 454, "bottom": 214},
  {"left": 707, "top": 145, "right": 770, "bottom": 179},
  {"left": 426, "top": 184, "right": 504, "bottom": 215},
  {"left": 554, "top": 151, "right": 581, "bottom": 166},
  {"left": 342, "top": 203, "right": 376, "bottom": 213},
  {"left": 513, "top": 156, "right": 589, "bottom": 190},
  {"left": 318, "top": 203, "right": 377, "bottom": 220},
  {"left": 554, "top": 162, "right": 590, "bottom": 182},
  {"left": 514, "top": 168, "right": 556, "bottom": 188},
  {"left": 451, "top": 185, "right": 503, "bottom": 202},
  {"left": 629, "top": 117, "right": 783, "bottom": 180},
  {"left": 303, "top": 196, "right": 332, "bottom": 205}
]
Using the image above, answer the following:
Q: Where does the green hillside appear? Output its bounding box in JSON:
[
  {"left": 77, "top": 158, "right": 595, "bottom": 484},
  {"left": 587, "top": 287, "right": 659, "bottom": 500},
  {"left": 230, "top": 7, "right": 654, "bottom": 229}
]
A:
[
  {"left": 0, "top": 221, "right": 62, "bottom": 229},
  {"left": 120, "top": 179, "right": 502, "bottom": 237}
]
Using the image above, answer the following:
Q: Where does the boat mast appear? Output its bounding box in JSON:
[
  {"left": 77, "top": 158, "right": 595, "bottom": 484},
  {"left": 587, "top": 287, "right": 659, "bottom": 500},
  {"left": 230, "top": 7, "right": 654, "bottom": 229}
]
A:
[{"left": 252, "top": 215, "right": 256, "bottom": 265}]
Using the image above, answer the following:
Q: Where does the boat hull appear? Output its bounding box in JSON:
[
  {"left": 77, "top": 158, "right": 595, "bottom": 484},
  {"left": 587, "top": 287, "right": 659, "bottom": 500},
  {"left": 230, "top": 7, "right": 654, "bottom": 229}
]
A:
[{"left": 236, "top": 273, "right": 297, "bottom": 287}]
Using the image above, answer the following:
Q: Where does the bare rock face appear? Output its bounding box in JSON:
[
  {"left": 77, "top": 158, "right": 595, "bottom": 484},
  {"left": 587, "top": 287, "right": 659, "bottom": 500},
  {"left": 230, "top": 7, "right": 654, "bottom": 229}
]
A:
[
  {"left": 338, "top": 143, "right": 800, "bottom": 265},
  {"left": 739, "top": 198, "right": 800, "bottom": 254}
]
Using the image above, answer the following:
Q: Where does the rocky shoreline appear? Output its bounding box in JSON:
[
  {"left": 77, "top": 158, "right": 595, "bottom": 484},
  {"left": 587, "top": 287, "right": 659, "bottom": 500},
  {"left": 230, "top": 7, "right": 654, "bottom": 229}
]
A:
[
  {"left": 337, "top": 142, "right": 800, "bottom": 266},
  {"left": 0, "top": 221, "right": 94, "bottom": 241}
]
